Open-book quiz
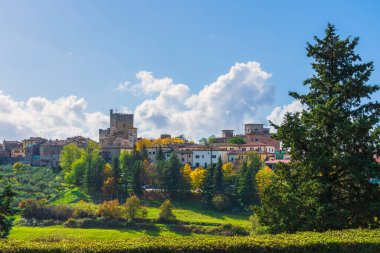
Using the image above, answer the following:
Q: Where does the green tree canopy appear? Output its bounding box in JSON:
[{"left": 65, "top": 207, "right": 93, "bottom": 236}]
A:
[
  {"left": 59, "top": 144, "right": 84, "bottom": 172},
  {"left": 256, "top": 24, "right": 380, "bottom": 232},
  {"left": 0, "top": 185, "right": 15, "bottom": 238},
  {"left": 227, "top": 137, "right": 246, "bottom": 145}
]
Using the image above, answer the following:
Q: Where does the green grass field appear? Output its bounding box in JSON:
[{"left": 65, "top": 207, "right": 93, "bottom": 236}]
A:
[
  {"left": 9, "top": 225, "right": 215, "bottom": 241},
  {"left": 146, "top": 201, "right": 250, "bottom": 227}
]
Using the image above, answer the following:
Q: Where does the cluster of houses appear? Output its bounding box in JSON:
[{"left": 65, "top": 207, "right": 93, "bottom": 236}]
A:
[
  {"left": 0, "top": 136, "right": 91, "bottom": 168},
  {"left": 0, "top": 110, "right": 290, "bottom": 169}
]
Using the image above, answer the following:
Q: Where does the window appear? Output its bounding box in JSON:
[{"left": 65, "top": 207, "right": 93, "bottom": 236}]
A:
[
  {"left": 205, "top": 163, "right": 208, "bottom": 167},
  {"left": 212, "top": 155, "right": 216, "bottom": 158},
  {"left": 189, "top": 155, "right": 191, "bottom": 158},
  {"left": 196, "top": 163, "right": 199, "bottom": 167},
  {"left": 242, "top": 148, "right": 246, "bottom": 151},
  {"left": 202, "top": 155, "right": 204, "bottom": 158},
  {"left": 231, "top": 158, "right": 234, "bottom": 161},
  {"left": 195, "top": 155, "right": 200, "bottom": 158},
  {"left": 148, "top": 152, "right": 151, "bottom": 154},
  {"left": 153, "top": 152, "right": 155, "bottom": 155},
  {"left": 166, "top": 154, "right": 170, "bottom": 157},
  {"left": 182, "top": 158, "right": 185, "bottom": 162}
]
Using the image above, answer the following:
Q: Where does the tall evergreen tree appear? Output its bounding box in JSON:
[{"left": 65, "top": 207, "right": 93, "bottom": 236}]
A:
[
  {"left": 202, "top": 163, "right": 216, "bottom": 204},
  {"left": 165, "top": 153, "right": 183, "bottom": 198},
  {"left": 156, "top": 145, "right": 165, "bottom": 161},
  {"left": 236, "top": 160, "right": 252, "bottom": 208},
  {"left": 256, "top": 24, "right": 380, "bottom": 232},
  {"left": 112, "top": 156, "right": 121, "bottom": 202},
  {"left": 131, "top": 161, "right": 143, "bottom": 196},
  {"left": 140, "top": 144, "right": 148, "bottom": 161},
  {"left": 83, "top": 141, "right": 101, "bottom": 193},
  {"left": 0, "top": 185, "right": 15, "bottom": 238},
  {"left": 214, "top": 156, "right": 224, "bottom": 193}
]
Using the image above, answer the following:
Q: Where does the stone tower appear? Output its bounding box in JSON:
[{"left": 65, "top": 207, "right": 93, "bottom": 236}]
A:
[{"left": 109, "top": 109, "right": 134, "bottom": 135}]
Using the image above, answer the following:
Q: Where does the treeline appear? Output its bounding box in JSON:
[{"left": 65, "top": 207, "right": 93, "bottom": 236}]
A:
[{"left": 59, "top": 143, "right": 272, "bottom": 210}]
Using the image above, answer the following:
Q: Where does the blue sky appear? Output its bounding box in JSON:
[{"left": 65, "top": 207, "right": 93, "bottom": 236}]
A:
[{"left": 0, "top": 0, "right": 379, "bottom": 140}]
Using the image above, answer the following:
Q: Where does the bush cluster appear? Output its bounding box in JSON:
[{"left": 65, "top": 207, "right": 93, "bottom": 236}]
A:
[
  {"left": 18, "top": 196, "right": 148, "bottom": 226},
  {"left": 171, "top": 223, "right": 248, "bottom": 236},
  {"left": 1, "top": 229, "right": 380, "bottom": 252},
  {"left": 19, "top": 199, "right": 73, "bottom": 221}
]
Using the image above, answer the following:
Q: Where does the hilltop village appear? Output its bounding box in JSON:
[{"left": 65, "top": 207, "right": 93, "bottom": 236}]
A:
[{"left": 0, "top": 109, "right": 289, "bottom": 169}]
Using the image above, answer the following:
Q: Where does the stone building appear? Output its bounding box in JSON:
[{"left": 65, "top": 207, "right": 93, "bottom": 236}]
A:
[
  {"left": 244, "top": 123, "right": 271, "bottom": 136},
  {"left": 39, "top": 136, "right": 91, "bottom": 168},
  {"left": 22, "top": 137, "right": 47, "bottom": 166},
  {"left": 99, "top": 109, "right": 138, "bottom": 162},
  {"left": 40, "top": 139, "right": 67, "bottom": 168}
]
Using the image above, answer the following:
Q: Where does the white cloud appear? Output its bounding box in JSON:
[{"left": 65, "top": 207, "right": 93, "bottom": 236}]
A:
[
  {"left": 132, "top": 62, "right": 275, "bottom": 140},
  {"left": 0, "top": 91, "right": 108, "bottom": 141},
  {"left": 266, "top": 100, "right": 304, "bottom": 130},
  {"left": 115, "top": 81, "right": 130, "bottom": 91},
  {"left": 1, "top": 61, "right": 279, "bottom": 142}
]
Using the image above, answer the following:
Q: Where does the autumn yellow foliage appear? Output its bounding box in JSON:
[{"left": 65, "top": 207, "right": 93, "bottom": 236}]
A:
[
  {"left": 255, "top": 166, "right": 275, "bottom": 193},
  {"left": 222, "top": 162, "right": 237, "bottom": 183},
  {"left": 182, "top": 164, "right": 192, "bottom": 185},
  {"left": 135, "top": 137, "right": 186, "bottom": 150},
  {"left": 190, "top": 167, "right": 206, "bottom": 190}
]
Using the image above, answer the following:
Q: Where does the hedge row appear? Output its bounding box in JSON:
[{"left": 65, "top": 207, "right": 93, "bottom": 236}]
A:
[{"left": 1, "top": 229, "right": 379, "bottom": 253}]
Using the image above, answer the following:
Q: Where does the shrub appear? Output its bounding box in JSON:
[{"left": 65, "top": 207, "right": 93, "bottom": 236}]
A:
[
  {"left": 19, "top": 199, "right": 73, "bottom": 221},
  {"left": 1, "top": 228, "right": 380, "bottom": 252},
  {"left": 249, "top": 213, "right": 268, "bottom": 235},
  {"left": 211, "top": 194, "right": 230, "bottom": 211},
  {"left": 97, "top": 200, "right": 123, "bottom": 221},
  {"left": 18, "top": 199, "right": 48, "bottom": 220},
  {"left": 17, "top": 218, "right": 62, "bottom": 227},
  {"left": 47, "top": 204, "right": 73, "bottom": 221},
  {"left": 157, "top": 199, "right": 176, "bottom": 223},
  {"left": 124, "top": 195, "right": 147, "bottom": 222},
  {"left": 72, "top": 202, "right": 96, "bottom": 219},
  {"left": 12, "top": 162, "right": 24, "bottom": 172}
]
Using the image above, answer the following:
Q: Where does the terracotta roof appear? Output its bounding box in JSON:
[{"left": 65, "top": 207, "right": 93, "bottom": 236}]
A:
[
  {"left": 175, "top": 150, "right": 192, "bottom": 154},
  {"left": 41, "top": 140, "right": 67, "bottom": 147},
  {"left": 265, "top": 159, "right": 291, "bottom": 164},
  {"left": 241, "top": 142, "right": 267, "bottom": 147}
]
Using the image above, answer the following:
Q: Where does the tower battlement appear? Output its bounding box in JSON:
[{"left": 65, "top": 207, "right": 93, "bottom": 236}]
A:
[{"left": 109, "top": 109, "right": 134, "bottom": 134}]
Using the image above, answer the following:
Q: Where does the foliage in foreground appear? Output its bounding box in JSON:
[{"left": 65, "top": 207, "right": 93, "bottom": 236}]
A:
[
  {"left": 0, "top": 185, "right": 15, "bottom": 238},
  {"left": 1, "top": 229, "right": 380, "bottom": 252},
  {"left": 256, "top": 24, "right": 380, "bottom": 233}
]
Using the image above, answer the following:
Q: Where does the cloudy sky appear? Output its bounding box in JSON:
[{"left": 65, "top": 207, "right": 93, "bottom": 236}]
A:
[{"left": 0, "top": 1, "right": 379, "bottom": 141}]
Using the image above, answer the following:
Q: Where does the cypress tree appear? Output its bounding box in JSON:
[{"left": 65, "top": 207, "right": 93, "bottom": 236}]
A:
[
  {"left": 112, "top": 156, "right": 121, "bottom": 202},
  {"left": 131, "top": 161, "right": 143, "bottom": 196},
  {"left": 236, "top": 160, "right": 254, "bottom": 208},
  {"left": 165, "top": 153, "right": 183, "bottom": 198},
  {"left": 156, "top": 145, "right": 165, "bottom": 162},
  {"left": 214, "top": 156, "right": 224, "bottom": 193},
  {"left": 202, "top": 163, "right": 216, "bottom": 204}
]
